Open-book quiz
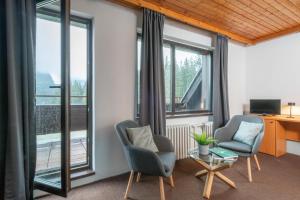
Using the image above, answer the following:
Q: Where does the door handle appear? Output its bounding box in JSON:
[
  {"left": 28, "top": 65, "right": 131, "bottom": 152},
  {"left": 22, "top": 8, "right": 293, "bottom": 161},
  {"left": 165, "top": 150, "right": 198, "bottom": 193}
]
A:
[{"left": 49, "top": 85, "right": 61, "bottom": 89}]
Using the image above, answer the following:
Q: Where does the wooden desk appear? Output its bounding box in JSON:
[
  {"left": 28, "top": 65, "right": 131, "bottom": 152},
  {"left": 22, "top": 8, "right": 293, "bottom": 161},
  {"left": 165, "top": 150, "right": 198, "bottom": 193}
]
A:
[{"left": 259, "top": 115, "right": 300, "bottom": 157}]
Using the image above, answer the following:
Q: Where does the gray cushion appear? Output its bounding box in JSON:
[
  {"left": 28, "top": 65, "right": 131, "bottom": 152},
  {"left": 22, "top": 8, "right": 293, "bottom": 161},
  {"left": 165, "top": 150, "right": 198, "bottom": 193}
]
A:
[
  {"left": 218, "top": 141, "right": 252, "bottom": 153},
  {"left": 233, "top": 121, "right": 263, "bottom": 146},
  {"left": 156, "top": 152, "right": 176, "bottom": 173},
  {"left": 126, "top": 125, "right": 159, "bottom": 152}
]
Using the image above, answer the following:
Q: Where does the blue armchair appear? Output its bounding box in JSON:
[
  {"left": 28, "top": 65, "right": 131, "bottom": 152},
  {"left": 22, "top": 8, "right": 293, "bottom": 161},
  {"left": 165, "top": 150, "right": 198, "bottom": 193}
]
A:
[
  {"left": 214, "top": 115, "right": 265, "bottom": 182},
  {"left": 115, "top": 120, "right": 176, "bottom": 200}
]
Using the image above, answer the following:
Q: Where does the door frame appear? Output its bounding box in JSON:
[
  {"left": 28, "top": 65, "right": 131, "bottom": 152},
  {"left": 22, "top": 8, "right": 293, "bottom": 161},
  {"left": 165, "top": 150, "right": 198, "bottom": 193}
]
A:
[{"left": 34, "top": 0, "right": 71, "bottom": 197}]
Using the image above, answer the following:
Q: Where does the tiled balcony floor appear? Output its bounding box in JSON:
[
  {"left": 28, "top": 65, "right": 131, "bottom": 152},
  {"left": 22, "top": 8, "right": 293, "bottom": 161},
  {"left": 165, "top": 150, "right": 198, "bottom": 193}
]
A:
[{"left": 36, "top": 130, "right": 87, "bottom": 172}]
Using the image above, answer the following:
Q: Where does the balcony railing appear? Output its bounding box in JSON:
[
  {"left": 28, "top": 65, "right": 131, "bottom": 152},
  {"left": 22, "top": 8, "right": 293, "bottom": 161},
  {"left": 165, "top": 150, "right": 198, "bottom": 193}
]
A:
[{"left": 35, "top": 95, "right": 87, "bottom": 135}]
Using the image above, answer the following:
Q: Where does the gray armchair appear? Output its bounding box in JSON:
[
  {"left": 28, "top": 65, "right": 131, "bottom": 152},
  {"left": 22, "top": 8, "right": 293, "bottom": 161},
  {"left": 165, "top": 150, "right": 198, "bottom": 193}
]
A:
[
  {"left": 115, "top": 120, "right": 176, "bottom": 200},
  {"left": 214, "top": 115, "right": 264, "bottom": 182}
]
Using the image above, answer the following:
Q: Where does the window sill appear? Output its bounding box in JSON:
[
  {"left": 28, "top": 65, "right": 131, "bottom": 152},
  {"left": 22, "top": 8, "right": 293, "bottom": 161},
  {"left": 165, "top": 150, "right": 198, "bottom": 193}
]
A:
[
  {"left": 71, "top": 169, "right": 95, "bottom": 181},
  {"left": 166, "top": 112, "right": 213, "bottom": 119}
]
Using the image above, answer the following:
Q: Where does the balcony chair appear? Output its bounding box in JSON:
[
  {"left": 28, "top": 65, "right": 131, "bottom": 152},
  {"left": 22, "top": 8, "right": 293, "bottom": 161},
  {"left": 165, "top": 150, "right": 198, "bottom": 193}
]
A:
[
  {"left": 214, "top": 115, "right": 264, "bottom": 182},
  {"left": 115, "top": 120, "right": 176, "bottom": 200}
]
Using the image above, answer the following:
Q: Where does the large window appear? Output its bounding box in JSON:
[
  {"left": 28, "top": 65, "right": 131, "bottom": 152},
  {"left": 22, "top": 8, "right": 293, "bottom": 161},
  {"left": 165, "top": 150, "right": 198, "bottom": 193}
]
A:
[
  {"left": 35, "top": 9, "right": 93, "bottom": 183},
  {"left": 137, "top": 37, "right": 212, "bottom": 117}
]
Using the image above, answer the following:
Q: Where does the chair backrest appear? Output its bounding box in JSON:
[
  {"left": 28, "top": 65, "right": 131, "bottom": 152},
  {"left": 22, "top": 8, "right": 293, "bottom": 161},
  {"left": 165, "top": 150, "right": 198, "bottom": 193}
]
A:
[
  {"left": 228, "top": 115, "right": 264, "bottom": 135},
  {"left": 229, "top": 115, "right": 264, "bottom": 150},
  {"left": 114, "top": 120, "right": 139, "bottom": 147}
]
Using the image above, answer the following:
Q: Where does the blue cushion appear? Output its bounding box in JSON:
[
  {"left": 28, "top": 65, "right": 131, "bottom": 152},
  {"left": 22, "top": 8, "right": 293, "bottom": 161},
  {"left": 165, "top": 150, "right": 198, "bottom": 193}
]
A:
[
  {"left": 156, "top": 152, "right": 176, "bottom": 173},
  {"left": 218, "top": 141, "right": 252, "bottom": 153},
  {"left": 233, "top": 121, "right": 263, "bottom": 146}
]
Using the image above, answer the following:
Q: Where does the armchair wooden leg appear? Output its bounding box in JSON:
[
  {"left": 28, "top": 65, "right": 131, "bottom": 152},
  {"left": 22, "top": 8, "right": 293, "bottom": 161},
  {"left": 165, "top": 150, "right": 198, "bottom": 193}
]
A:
[
  {"left": 124, "top": 171, "right": 134, "bottom": 199},
  {"left": 254, "top": 154, "right": 261, "bottom": 171},
  {"left": 136, "top": 172, "right": 141, "bottom": 182},
  {"left": 247, "top": 157, "right": 252, "bottom": 182},
  {"left": 159, "top": 177, "right": 166, "bottom": 200},
  {"left": 169, "top": 175, "right": 175, "bottom": 188}
]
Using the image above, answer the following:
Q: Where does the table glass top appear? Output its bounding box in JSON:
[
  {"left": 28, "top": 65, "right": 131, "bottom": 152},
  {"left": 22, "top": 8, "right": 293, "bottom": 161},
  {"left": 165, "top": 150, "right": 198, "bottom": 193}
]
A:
[{"left": 188, "top": 148, "right": 238, "bottom": 169}]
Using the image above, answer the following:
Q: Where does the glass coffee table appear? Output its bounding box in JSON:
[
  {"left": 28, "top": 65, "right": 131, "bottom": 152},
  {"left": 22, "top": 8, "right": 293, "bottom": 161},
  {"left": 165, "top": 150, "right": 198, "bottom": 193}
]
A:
[{"left": 189, "top": 148, "right": 238, "bottom": 199}]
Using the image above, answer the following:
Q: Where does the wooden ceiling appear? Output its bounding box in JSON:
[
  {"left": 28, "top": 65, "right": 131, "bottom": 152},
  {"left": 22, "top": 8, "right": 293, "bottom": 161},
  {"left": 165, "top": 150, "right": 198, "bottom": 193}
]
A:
[{"left": 111, "top": 0, "right": 300, "bottom": 45}]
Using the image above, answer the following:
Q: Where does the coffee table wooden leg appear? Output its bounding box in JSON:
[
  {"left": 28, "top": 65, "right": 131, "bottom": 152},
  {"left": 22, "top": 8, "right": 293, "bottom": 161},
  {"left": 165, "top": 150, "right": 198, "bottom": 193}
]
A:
[
  {"left": 203, "top": 172, "right": 214, "bottom": 199},
  {"left": 195, "top": 169, "right": 208, "bottom": 178},
  {"left": 215, "top": 172, "right": 236, "bottom": 188}
]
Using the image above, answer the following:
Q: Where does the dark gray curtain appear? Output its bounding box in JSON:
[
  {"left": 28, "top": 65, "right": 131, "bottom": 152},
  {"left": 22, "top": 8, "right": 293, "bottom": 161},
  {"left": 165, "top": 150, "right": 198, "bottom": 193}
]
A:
[
  {"left": 0, "top": 0, "right": 36, "bottom": 199},
  {"left": 139, "top": 9, "right": 166, "bottom": 136},
  {"left": 212, "top": 34, "right": 230, "bottom": 131}
]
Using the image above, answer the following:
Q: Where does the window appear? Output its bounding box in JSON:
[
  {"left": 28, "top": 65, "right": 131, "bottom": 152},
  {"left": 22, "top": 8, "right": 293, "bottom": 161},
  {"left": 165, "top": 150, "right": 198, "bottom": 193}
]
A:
[
  {"left": 137, "top": 36, "right": 212, "bottom": 116},
  {"left": 35, "top": 9, "right": 93, "bottom": 181}
]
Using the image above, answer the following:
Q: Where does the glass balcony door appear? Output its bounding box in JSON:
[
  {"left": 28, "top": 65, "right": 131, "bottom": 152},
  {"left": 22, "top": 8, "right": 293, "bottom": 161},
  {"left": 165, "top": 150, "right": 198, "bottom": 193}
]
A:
[{"left": 35, "top": 0, "right": 70, "bottom": 197}]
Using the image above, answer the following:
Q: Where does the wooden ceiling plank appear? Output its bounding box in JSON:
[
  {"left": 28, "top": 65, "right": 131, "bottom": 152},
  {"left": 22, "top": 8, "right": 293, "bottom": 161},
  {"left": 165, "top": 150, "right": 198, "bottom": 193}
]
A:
[
  {"left": 253, "top": 24, "right": 300, "bottom": 43},
  {"left": 213, "top": 0, "right": 280, "bottom": 32},
  {"left": 288, "top": 0, "right": 300, "bottom": 7},
  {"left": 264, "top": 0, "right": 300, "bottom": 23},
  {"left": 278, "top": 0, "right": 300, "bottom": 19},
  {"left": 202, "top": 1, "right": 272, "bottom": 34},
  {"left": 185, "top": 9, "right": 260, "bottom": 39},
  {"left": 111, "top": 0, "right": 253, "bottom": 44},
  {"left": 165, "top": 0, "right": 261, "bottom": 38},
  {"left": 194, "top": 0, "right": 271, "bottom": 35},
  {"left": 233, "top": 0, "right": 286, "bottom": 31},
  {"left": 164, "top": 0, "right": 261, "bottom": 38},
  {"left": 256, "top": 0, "right": 297, "bottom": 27},
  {"left": 239, "top": 0, "right": 294, "bottom": 29},
  {"left": 111, "top": 0, "right": 300, "bottom": 44}
]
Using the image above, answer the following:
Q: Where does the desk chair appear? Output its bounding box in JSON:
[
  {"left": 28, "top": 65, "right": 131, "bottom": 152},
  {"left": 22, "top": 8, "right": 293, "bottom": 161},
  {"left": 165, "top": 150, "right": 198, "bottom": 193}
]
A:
[
  {"left": 214, "top": 115, "right": 264, "bottom": 182},
  {"left": 115, "top": 120, "right": 176, "bottom": 200}
]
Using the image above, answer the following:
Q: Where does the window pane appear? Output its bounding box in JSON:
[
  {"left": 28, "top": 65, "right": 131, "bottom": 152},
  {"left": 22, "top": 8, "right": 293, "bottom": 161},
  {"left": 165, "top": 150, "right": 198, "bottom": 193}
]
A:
[
  {"left": 174, "top": 46, "right": 211, "bottom": 112},
  {"left": 70, "top": 21, "right": 88, "bottom": 167},
  {"left": 35, "top": 7, "right": 62, "bottom": 189},
  {"left": 136, "top": 40, "right": 172, "bottom": 113},
  {"left": 163, "top": 44, "right": 172, "bottom": 112}
]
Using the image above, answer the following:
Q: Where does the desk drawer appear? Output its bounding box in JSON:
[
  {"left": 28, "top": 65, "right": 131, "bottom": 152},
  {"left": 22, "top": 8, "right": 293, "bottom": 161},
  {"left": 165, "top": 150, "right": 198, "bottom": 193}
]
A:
[{"left": 260, "top": 119, "right": 276, "bottom": 156}]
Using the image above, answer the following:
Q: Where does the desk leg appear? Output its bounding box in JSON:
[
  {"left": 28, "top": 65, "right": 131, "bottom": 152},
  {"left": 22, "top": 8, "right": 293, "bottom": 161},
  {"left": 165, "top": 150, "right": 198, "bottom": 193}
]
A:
[{"left": 203, "top": 172, "right": 214, "bottom": 199}]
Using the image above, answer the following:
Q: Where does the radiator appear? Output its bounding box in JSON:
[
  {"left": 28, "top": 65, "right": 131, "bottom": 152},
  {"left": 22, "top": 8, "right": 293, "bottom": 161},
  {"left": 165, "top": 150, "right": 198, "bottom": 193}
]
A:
[{"left": 166, "top": 122, "right": 214, "bottom": 160}]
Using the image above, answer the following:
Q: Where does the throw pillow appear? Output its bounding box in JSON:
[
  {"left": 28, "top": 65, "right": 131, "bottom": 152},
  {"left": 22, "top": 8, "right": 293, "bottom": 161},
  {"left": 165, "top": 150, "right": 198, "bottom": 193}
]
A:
[
  {"left": 126, "top": 125, "right": 159, "bottom": 152},
  {"left": 233, "top": 121, "right": 263, "bottom": 146}
]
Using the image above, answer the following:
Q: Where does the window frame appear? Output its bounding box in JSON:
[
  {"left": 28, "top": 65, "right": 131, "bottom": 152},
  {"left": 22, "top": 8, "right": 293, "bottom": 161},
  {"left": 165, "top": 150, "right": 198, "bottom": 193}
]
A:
[
  {"left": 69, "top": 14, "right": 93, "bottom": 175},
  {"left": 136, "top": 35, "right": 213, "bottom": 118},
  {"left": 36, "top": 8, "right": 94, "bottom": 175}
]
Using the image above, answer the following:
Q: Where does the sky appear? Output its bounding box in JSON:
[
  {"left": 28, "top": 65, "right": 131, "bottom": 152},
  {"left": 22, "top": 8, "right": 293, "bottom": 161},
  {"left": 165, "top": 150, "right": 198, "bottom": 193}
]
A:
[
  {"left": 36, "top": 18, "right": 87, "bottom": 84},
  {"left": 137, "top": 39, "right": 202, "bottom": 71}
]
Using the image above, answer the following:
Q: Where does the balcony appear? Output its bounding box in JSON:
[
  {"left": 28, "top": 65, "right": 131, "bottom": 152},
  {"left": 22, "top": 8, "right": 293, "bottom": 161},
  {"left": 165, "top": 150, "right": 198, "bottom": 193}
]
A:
[{"left": 36, "top": 102, "right": 88, "bottom": 173}]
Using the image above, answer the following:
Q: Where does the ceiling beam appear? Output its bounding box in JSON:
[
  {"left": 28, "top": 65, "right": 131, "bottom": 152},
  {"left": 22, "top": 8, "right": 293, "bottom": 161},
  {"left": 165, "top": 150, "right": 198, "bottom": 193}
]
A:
[
  {"left": 253, "top": 24, "right": 300, "bottom": 44},
  {"left": 110, "top": 0, "right": 254, "bottom": 45}
]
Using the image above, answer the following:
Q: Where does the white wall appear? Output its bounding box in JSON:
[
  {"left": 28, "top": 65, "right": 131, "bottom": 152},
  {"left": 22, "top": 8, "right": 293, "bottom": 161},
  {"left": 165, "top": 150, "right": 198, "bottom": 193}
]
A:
[
  {"left": 246, "top": 33, "right": 300, "bottom": 155},
  {"left": 71, "top": 0, "right": 137, "bottom": 187},
  {"left": 70, "top": 0, "right": 247, "bottom": 187},
  {"left": 246, "top": 33, "right": 300, "bottom": 109},
  {"left": 228, "top": 41, "right": 247, "bottom": 117}
]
